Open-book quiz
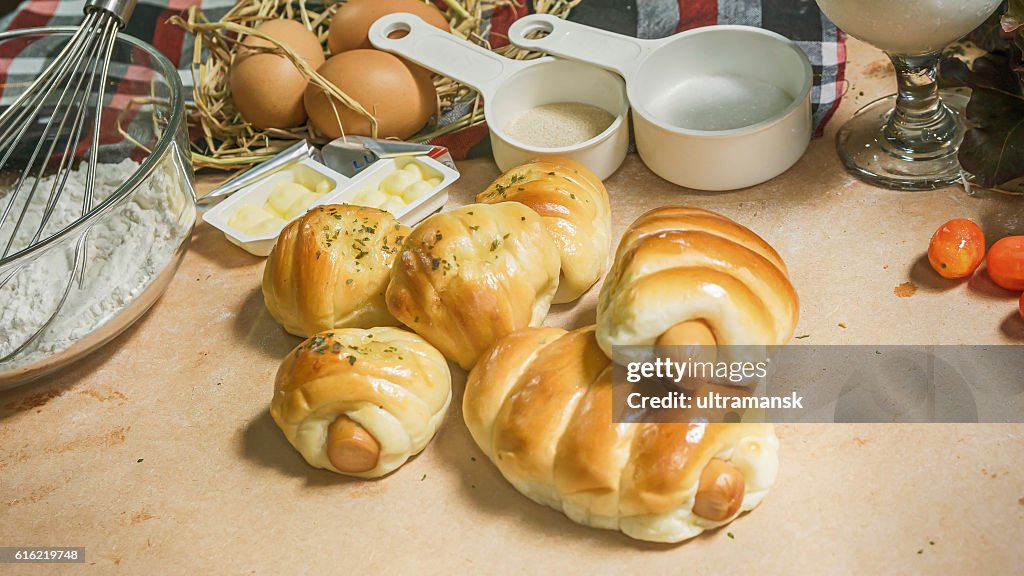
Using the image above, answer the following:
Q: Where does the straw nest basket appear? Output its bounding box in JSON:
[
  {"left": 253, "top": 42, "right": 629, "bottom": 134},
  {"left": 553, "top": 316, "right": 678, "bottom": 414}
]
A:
[{"left": 170, "top": 0, "right": 580, "bottom": 170}]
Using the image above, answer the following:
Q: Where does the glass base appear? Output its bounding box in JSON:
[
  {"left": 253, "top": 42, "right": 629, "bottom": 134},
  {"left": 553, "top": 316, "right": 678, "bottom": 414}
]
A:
[{"left": 836, "top": 90, "right": 970, "bottom": 191}]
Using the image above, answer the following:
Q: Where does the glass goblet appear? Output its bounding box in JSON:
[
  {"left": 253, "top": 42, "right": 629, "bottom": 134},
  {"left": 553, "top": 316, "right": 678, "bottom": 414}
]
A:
[{"left": 815, "top": 0, "right": 1003, "bottom": 190}]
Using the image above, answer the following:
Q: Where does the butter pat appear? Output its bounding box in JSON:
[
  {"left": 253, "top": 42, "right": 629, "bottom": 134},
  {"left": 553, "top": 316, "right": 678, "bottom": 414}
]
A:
[
  {"left": 402, "top": 179, "right": 439, "bottom": 203},
  {"left": 352, "top": 161, "right": 440, "bottom": 215},
  {"left": 227, "top": 174, "right": 330, "bottom": 236},
  {"left": 358, "top": 189, "right": 389, "bottom": 209},
  {"left": 228, "top": 204, "right": 286, "bottom": 236},
  {"left": 380, "top": 169, "right": 420, "bottom": 196},
  {"left": 203, "top": 157, "right": 355, "bottom": 256},
  {"left": 380, "top": 195, "right": 407, "bottom": 215},
  {"left": 267, "top": 181, "right": 321, "bottom": 220}
]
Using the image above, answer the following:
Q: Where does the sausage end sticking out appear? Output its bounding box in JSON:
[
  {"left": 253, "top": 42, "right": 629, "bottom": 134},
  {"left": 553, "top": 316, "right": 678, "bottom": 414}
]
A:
[
  {"left": 692, "top": 458, "right": 745, "bottom": 521},
  {"left": 327, "top": 415, "right": 381, "bottom": 473},
  {"left": 656, "top": 320, "right": 717, "bottom": 349},
  {"left": 656, "top": 320, "right": 718, "bottom": 383}
]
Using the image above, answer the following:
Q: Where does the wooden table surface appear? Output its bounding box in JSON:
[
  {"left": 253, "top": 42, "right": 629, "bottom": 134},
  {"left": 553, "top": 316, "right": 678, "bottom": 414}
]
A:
[{"left": 1, "top": 38, "right": 1022, "bottom": 575}]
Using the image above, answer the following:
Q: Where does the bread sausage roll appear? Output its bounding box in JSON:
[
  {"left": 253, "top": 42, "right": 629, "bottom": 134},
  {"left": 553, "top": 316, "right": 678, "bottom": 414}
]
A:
[
  {"left": 464, "top": 325, "right": 779, "bottom": 543},
  {"left": 476, "top": 157, "right": 611, "bottom": 303},
  {"left": 263, "top": 205, "right": 410, "bottom": 338},
  {"left": 597, "top": 206, "right": 798, "bottom": 361},
  {"left": 272, "top": 327, "right": 451, "bottom": 478},
  {"left": 385, "top": 202, "right": 561, "bottom": 370}
]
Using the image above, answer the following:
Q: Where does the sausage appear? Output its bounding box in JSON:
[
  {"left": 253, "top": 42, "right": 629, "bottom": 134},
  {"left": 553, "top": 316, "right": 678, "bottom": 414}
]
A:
[
  {"left": 656, "top": 320, "right": 718, "bottom": 386},
  {"left": 656, "top": 320, "right": 717, "bottom": 348},
  {"left": 692, "top": 458, "right": 745, "bottom": 521},
  {"left": 326, "top": 415, "right": 381, "bottom": 473}
]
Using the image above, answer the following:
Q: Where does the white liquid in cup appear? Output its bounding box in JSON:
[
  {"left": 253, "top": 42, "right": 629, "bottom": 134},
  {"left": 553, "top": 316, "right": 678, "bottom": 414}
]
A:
[{"left": 816, "top": 0, "right": 1001, "bottom": 55}]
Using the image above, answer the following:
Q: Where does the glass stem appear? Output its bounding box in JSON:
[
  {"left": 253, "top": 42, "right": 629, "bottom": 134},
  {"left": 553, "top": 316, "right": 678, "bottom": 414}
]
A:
[{"left": 884, "top": 51, "right": 959, "bottom": 154}]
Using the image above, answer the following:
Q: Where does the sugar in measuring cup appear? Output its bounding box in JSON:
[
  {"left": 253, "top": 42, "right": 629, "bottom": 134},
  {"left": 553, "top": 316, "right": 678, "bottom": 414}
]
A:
[
  {"left": 508, "top": 15, "right": 814, "bottom": 191},
  {"left": 368, "top": 14, "right": 630, "bottom": 180}
]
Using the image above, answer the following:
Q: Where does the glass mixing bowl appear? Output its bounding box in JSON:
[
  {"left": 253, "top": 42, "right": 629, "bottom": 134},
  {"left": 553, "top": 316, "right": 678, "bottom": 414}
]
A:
[{"left": 0, "top": 27, "right": 196, "bottom": 388}]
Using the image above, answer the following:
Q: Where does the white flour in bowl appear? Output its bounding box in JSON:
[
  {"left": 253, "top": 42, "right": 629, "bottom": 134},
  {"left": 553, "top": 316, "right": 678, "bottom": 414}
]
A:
[{"left": 0, "top": 158, "right": 191, "bottom": 367}]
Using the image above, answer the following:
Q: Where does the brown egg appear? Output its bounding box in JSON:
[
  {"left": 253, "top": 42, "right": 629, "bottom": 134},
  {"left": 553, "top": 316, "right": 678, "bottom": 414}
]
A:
[
  {"left": 230, "top": 19, "right": 326, "bottom": 129},
  {"left": 304, "top": 50, "right": 436, "bottom": 140},
  {"left": 328, "top": 0, "right": 450, "bottom": 54}
]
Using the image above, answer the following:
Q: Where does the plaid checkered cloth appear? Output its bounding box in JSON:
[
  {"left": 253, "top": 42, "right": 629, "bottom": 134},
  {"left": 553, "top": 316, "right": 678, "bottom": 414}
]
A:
[{"left": 1, "top": 0, "right": 845, "bottom": 161}]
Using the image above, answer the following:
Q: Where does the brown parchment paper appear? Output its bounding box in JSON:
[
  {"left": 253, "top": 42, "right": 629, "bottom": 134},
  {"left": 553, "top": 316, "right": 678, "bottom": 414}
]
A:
[{"left": 1, "top": 38, "right": 1022, "bottom": 575}]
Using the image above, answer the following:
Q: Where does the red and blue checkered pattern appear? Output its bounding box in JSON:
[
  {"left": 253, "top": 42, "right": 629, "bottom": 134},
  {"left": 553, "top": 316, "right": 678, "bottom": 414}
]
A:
[{"left": 0, "top": 0, "right": 846, "bottom": 161}]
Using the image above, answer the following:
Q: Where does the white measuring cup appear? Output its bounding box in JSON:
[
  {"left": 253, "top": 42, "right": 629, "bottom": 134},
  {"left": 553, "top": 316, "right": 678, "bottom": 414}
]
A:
[
  {"left": 508, "top": 15, "right": 813, "bottom": 191},
  {"left": 368, "top": 14, "right": 630, "bottom": 180}
]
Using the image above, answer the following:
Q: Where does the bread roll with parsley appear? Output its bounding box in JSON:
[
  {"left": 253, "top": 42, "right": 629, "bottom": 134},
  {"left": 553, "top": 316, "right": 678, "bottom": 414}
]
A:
[
  {"left": 464, "top": 325, "right": 779, "bottom": 543},
  {"left": 476, "top": 157, "right": 611, "bottom": 303},
  {"left": 597, "top": 207, "right": 798, "bottom": 363},
  {"left": 385, "top": 203, "right": 561, "bottom": 370},
  {"left": 263, "top": 205, "right": 410, "bottom": 338},
  {"left": 272, "top": 327, "right": 451, "bottom": 478}
]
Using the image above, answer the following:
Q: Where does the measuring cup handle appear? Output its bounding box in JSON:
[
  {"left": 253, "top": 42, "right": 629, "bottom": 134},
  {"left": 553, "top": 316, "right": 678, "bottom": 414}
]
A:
[
  {"left": 369, "top": 13, "right": 525, "bottom": 97},
  {"left": 507, "top": 14, "right": 651, "bottom": 78}
]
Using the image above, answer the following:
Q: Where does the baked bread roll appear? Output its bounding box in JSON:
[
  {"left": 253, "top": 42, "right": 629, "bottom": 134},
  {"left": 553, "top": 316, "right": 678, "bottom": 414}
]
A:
[
  {"left": 385, "top": 203, "right": 561, "bottom": 369},
  {"left": 464, "top": 325, "right": 779, "bottom": 543},
  {"left": 476, "top": 157, "right": 611, "bottom": 303},
  {"left": 272, "top": 327, "right": 451, "bottom": 478},
  {"left": 597, "top": 206, "right": 798, "bottom": 361},
  {"left": 263, "top": 205, "right": 411, "bottom": 337}
]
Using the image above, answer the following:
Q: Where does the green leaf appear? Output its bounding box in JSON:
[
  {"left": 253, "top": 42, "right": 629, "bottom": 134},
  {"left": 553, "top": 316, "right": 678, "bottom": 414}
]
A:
[
  {"left": 941, "top": 54, "right": 1021, "bottom": 94},
  {"left": 940, "top": 44, "right": 1024, "bottom": 187},
  {"left": 959, "top": 87, "right": 1024, "bottom": 187}
]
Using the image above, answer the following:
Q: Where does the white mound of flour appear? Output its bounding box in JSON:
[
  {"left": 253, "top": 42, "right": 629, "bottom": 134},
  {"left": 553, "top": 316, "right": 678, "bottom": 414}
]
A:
[{"left": 0, "top": 158, "right": 191, "bottom": 368}]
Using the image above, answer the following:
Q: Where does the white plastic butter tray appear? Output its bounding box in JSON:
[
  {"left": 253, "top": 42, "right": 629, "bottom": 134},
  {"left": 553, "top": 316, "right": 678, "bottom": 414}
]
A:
[{"left": 204, "top": 155, "right": 460, "bottom": 256}]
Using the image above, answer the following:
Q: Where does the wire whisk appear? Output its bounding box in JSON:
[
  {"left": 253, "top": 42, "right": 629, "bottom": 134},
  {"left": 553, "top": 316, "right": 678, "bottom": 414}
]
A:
[{"left": 0, "top": 0, "right": 137, "bottom": 362}]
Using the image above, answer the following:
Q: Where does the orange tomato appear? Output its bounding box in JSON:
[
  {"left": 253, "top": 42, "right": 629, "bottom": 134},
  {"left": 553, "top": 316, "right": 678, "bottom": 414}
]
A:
[
  {"left": 1019, "top": 292, "right": 1024, "bottom": 322},
  {"left": 987, "top": 236, "right": 1024, "bottom": 291},
  {"left": 927, "top": 219, "right": 985, "bottom": 279}
]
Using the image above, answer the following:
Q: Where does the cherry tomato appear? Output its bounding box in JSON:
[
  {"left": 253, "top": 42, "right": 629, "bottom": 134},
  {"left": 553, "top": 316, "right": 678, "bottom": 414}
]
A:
[
  {"left": 987, "top": 236, "right": 1024, "bottom": 291},
  {"left": 1019, "top": 292, "right": 1024, "bottom": 322},
  {"left": 927, "top": 219, "right": 985, "bottom": 279}
]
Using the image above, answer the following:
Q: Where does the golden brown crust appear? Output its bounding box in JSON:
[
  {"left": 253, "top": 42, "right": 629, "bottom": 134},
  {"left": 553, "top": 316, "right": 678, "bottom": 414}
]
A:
[
  {"left": 463, "top": 325, "right": 779, "bottom": 542},
  {"left": 273, "top": 330, "right": 440, "bottom": 422},
  {"left": 615, "top": 207, "right": 788, "bottom": 274},
  {"left": 385, "top": 203, "right": 561, "bottom": 369},
  {"left": 476, "top": 157, "right": 611, "bottom": 303},
  {"left": 552, "top": 367, "right": 632, "bottom": 518},
  {"left": 463, "top": 326, "right": 567, "bottom": 454},
  {"left": 271, "top": 327, "right": 451, "bottom": 478},
  {"left": 263, "top": 205, "right": 410, "bottom": 337},
  {"left": 491, "top": 327, "right": 607, "bottom": 484},
  {"left": 597, "top": 207, "right": 799, "bottom": 356}
]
